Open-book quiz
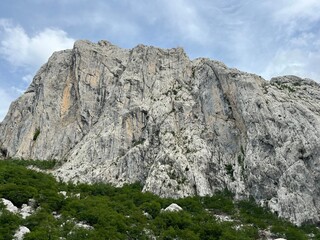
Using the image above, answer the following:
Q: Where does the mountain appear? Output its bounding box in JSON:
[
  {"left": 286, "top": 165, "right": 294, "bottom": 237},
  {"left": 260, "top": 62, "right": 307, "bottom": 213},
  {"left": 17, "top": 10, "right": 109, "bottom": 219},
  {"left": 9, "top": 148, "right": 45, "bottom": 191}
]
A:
[{"left": 1, "top": 40, "right": 320, "bottom": 226}]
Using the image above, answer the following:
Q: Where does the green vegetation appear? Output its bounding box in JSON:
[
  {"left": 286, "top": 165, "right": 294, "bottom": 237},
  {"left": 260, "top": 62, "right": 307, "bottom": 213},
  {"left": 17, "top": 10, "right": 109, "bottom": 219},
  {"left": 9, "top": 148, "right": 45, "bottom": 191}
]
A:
[
  {"left": 7, "top": 159, "right": 59, "bottom": 170},
  {"left": 225, "top": 164, "right": 235, "bottom": 181},
  {"left": 132, "top": 138, "right": 146, "bottom": 147},
  {"left": 0, "top": 159, "right": 319, "bottom": 239},
  {"left": 0, "top": 203, "right": 21, "bottom": 239},
  {"left": 273, "top": 82, "right": 296, "bottom": 93},
  {"left": 33, "top": 128, "right": 41, "bottom": 141}
]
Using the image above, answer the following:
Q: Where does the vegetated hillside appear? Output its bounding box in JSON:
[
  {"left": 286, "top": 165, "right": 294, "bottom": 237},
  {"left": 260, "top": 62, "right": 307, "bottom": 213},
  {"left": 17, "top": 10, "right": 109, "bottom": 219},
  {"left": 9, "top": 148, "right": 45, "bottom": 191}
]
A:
[
  {"left": 0, "top": 160, "right": 319, "bottom": 240},
  {"left": 1, "top": 40, "right": 320, "bottom": 226}
]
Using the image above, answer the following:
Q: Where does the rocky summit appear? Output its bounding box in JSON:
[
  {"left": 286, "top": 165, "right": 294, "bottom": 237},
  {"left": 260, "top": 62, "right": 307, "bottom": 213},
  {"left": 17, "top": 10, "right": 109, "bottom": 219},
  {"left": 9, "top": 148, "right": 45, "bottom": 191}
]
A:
[{"left": 1, "top": 40, "right": 320, "bottom": 226}]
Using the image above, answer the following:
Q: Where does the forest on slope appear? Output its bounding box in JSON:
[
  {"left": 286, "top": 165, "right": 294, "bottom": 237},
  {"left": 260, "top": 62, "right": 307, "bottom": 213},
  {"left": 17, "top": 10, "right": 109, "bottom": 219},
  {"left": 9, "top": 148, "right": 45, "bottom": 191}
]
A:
[{"left": 0, "top": 159, "right": 319, "bottom": 240}]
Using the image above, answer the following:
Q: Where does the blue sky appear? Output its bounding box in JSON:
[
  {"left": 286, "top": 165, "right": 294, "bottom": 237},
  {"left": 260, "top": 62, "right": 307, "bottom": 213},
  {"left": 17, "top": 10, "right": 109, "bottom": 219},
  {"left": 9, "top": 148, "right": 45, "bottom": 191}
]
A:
[{"left": 1, "top": 0, "right": 320, "bottom": 121}]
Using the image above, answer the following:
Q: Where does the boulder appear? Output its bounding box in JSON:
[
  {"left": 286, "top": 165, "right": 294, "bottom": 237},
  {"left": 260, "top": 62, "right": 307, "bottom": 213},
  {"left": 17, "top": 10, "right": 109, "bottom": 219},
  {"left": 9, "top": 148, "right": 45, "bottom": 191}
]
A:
[
  {"left": 13, "top": 226, "right": 30, "bottom": 240},
  {"left": 162, "top": 203, "right": 183, "bottom": 212}
]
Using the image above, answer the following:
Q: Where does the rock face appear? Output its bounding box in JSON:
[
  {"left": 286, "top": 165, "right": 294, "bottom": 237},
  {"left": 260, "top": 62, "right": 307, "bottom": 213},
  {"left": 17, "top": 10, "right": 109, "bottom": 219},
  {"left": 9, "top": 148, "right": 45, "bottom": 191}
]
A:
[{"left": 1, "top": 40, "right": 320, "bottom": 226}]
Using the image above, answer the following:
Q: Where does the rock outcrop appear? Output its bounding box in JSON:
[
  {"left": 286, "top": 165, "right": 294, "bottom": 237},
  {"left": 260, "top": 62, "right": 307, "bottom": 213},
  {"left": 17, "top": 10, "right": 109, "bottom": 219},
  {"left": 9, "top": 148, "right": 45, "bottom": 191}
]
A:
[
  {"left": 1, "top": 40, "right": 320, "bottom": 226},
  {"left": 13, "top": 226, "right": 30, "bottom": 240},
  {"left": 162, "top": 203, "right": 183, "bottom": 212},
  {"left": 1, "top": 198, "right": 18, "bottom": 213},
  {"left": 1, "top": 198, "right": 36, "bottom": 219}
]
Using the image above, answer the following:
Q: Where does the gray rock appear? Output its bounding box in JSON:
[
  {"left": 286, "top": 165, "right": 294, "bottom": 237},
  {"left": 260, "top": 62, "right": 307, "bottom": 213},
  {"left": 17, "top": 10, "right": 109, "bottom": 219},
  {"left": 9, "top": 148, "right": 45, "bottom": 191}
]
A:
[
  {"left": 143, "top": 211, "right": 152, "bottom": 219},
  {"left": 1, "top": 198, "right": 18, "bottom": 213},
  {"left": 162, "top": 203, "right": 183, "bottom": 212},
  {"left": 59, "top": 191, "right": 67, "bottom": 198},
  {"left": 1, "top": 198, "right": 36, "bottom": 219},
  {"left": 214, "top": 214, "right": 233, "bottom": 222},
  {"left": 1, "top": 40, "right": 320, "bottom": 226},
  {"left": 13, "top": 226, "right": 30, "bottom": 240},
  {"left": 20, "top": 203, "right": 33, "bottom": 219},
  {"left": 75, "top": 221, "right": 94, "bottom": 230}
]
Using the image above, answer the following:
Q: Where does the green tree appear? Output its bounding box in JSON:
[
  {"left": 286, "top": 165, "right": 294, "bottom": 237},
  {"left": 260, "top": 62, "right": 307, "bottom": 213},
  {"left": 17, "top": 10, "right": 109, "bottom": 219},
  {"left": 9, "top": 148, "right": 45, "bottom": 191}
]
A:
[{"left": 140, "top": 201, "right": 161, "bottom": 218}]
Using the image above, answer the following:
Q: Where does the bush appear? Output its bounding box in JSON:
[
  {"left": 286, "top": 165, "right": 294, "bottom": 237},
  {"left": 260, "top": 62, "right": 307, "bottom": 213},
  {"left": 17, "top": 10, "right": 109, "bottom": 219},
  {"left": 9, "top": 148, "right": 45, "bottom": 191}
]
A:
[
  {"left": 0, "top": 210, "right": 21, "bottom": 240},
  {"left": 176, "top": 196, "right": 204, "bottom": 214},
  {"left": 154, "top": 211, "right": 193, "bottom": 232},
  {"left": 66, "top": 228, "right": 99, "bottom": 240},
  {"left": 202, "top": 189, "right": 235, "bottom": 215},
  {"left": 0, "top": 184, "right": 37, "bottom": 207},
  {"left": 237, "top": 198, "right": 277, "bottom": 229},
  {"left": 11, "top": 159, "right": 58, "bottom": 170},
  {"left": 33, "top": 128, "right": 40, "bottom": 141},
  {"left": 140, "top": 201, "right": 161, "bottom": 218},
  {"left": 271, "top": 224, "right": 308, "bottom": 240}
]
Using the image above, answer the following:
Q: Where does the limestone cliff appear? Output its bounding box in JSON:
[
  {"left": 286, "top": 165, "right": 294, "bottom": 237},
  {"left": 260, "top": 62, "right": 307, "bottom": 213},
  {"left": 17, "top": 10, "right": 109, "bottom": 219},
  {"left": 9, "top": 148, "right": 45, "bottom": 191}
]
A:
[{"left": 1, "top": 40, "right": 320, "bottom": 226}]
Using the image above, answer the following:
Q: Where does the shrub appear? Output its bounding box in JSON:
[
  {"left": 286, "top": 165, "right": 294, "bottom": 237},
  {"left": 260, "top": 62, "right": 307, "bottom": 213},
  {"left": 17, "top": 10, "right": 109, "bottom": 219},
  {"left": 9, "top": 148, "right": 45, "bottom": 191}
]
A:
[
  {"left": 225, "top": 164, "right": 235, "bottom": 180},
  {"left": 237, "top": 198, "right": 277, "bottom": 229},
  {"left": 0, "top": 210, "right": 21, "bottom": 240},
  {"left": 140, "top": 201, "right": 161, "bottom": 218},
  {"left": 12, "top": 159, "right": 58, "bottom": 170},
  {"left": 33, "top": 128, "right": 41, "bottom": 141},
  {"left": 202, "top": 190, "right": 235, "bottom": 215},
  {"left": 0, "top": 184, "right": 37, "bottom": 207}
]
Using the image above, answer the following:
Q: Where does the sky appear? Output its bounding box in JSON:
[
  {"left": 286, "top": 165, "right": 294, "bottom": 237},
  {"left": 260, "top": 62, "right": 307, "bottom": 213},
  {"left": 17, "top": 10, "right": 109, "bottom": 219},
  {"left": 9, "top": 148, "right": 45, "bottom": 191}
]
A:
[{"left": 0, "top": 0, "right": 320, "bottom": 121}]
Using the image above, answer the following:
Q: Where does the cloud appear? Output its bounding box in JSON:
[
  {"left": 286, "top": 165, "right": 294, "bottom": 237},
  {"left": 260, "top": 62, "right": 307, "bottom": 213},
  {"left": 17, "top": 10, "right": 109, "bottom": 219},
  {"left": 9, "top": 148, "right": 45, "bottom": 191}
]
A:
[
  {"left": 256, "top": 1, "right": 320, "bottom": 81},
  {"left": 22, "top": 74, "right": 33, "bottom": 84},
  {"left": 0, "top": 19, "right": 75, "bottom": 121},
  {"left": 0, "top": 19, "right": 75, "bottom": 71},
  {"left": 0, "top": 1, "right": 319, "bottom": 84},
  {"left": 0, "top": 88, "right": 15, "bottom": 122},
  {"left": 262, "top": 33, "right": 320, "bottom": 81},
  {"left": 273, "top": 0, "right": 320, "bottom": 23},
  {"left": 159, "top": 0, "right": 210, "bottom": 44}
]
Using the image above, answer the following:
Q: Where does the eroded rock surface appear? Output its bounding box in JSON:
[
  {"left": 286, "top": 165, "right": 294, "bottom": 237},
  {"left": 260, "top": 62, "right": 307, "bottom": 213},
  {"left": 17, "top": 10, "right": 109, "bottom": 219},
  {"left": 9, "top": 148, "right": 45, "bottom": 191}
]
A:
[{"left": 1, "top": 40, "right": 320, "bottom": 225}]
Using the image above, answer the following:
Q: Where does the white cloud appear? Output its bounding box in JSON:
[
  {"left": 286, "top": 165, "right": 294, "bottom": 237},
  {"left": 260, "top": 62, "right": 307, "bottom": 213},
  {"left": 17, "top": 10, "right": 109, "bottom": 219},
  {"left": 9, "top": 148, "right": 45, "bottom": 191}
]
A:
[
  {"left": 0, "top": 20, "right": 75, "bottom": 71},
  {"left": 262, "top": 35, "right": 320, "bottom": 81},
  {"left": 160, "top": 0, "right": 210, "bottom": 44},
  {"left": 274, "top": 0, "right": 320, "bottom": 23},
  {"left": 22, "top": 74, "right": 33, "bottom": 84},
  {"left": 122, "top": 0, "right": 211, "bottom": 46},
  {"left": 263, "top": 51, "right": 320, "bottom": 81},
  {"left": 0, "top": 88, "right": 15, "bottom": 122},
  {"left": 259, "top": 0, "right": 320, "bottom": 82},
  {"left": 11, "top": 86, "right": 25, "bottom": 95},
  {"left": 0, "top": 20, "right": 75, "bottom": 121}
]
